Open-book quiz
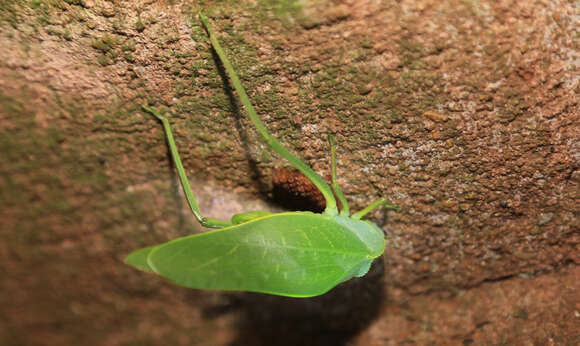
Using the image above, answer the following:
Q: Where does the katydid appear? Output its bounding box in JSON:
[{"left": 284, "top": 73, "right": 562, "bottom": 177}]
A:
[{"left": 125, "top": 12, "right": 399, "bottom": 298}]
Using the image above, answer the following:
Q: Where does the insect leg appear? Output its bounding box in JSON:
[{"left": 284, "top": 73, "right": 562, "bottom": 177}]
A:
[
  {"left": 327, "top": 134, "right": 350, "bottom": 216},
  {"left": 199, "top": 12, "right": 339, "bottom": 217},
  {"left": 352, "top": 197, "right": 399, "bottom": 220},
  {"left": 143, "top": 105, "right": 233, "bottom": 229}
]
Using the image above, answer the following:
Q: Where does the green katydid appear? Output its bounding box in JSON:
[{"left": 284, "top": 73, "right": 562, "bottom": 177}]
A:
[{"left": 124, "top": 12, "right": 399, "bottom": 298}]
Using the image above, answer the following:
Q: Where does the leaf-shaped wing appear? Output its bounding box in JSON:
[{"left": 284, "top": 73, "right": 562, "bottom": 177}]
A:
[{"left": 146, "top": 212, "right": 376, "bottom": 297}]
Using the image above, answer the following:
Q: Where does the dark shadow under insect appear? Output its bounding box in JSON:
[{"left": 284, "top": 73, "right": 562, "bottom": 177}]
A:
[{"left": 201, "top": 256, "right": 386, "bottom": 346}]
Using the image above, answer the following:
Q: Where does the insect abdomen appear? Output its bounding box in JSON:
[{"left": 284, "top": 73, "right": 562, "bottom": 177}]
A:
[{"left": 272, "top": 167, "right": 327, "bottom": 213}]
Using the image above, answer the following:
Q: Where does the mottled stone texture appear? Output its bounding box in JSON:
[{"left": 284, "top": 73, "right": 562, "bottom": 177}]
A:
[{"left": 0, "top": 0, "right": 577, "bottom": 345}]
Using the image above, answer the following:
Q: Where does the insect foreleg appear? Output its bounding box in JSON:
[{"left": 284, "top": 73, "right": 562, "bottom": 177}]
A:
[
  {"left": 143, "top": 105, "right": 232, "bottom": 229},
  {"left": 352, "top": 197, "right": 400, "bottom": 220},
  {"left": 328, "top": 134, "right": 350, "bottom": 216}
]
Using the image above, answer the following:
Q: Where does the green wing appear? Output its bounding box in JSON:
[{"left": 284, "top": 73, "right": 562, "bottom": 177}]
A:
[
  {"left": 142, "top": 212, "right": 378, "bottom": 297},
  {"left": 125, "top": 246, "right": 155, "bottom": 272}
]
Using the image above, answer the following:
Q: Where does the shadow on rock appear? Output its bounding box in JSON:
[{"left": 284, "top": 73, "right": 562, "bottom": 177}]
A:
[{"left": 204, "top": 257, "right": 386, "bottom": 346}]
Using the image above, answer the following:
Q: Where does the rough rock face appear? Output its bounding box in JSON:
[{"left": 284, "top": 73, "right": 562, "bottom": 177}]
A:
[{"left": 0, "top": 0, "right": 578, "bottom": 345}]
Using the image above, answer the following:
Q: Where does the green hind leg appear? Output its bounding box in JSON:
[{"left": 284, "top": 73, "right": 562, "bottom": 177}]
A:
[
  {"left": 143, "top": 105, "right": 232, "bottom": 229},
  {"left": 199, "top": 12, "right": 340, "bottom": 217}
]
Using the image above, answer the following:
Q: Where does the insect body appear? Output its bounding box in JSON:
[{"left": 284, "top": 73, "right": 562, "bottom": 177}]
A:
[{"left": 125, "top": 13, "right": 398, "bottom": 297}]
